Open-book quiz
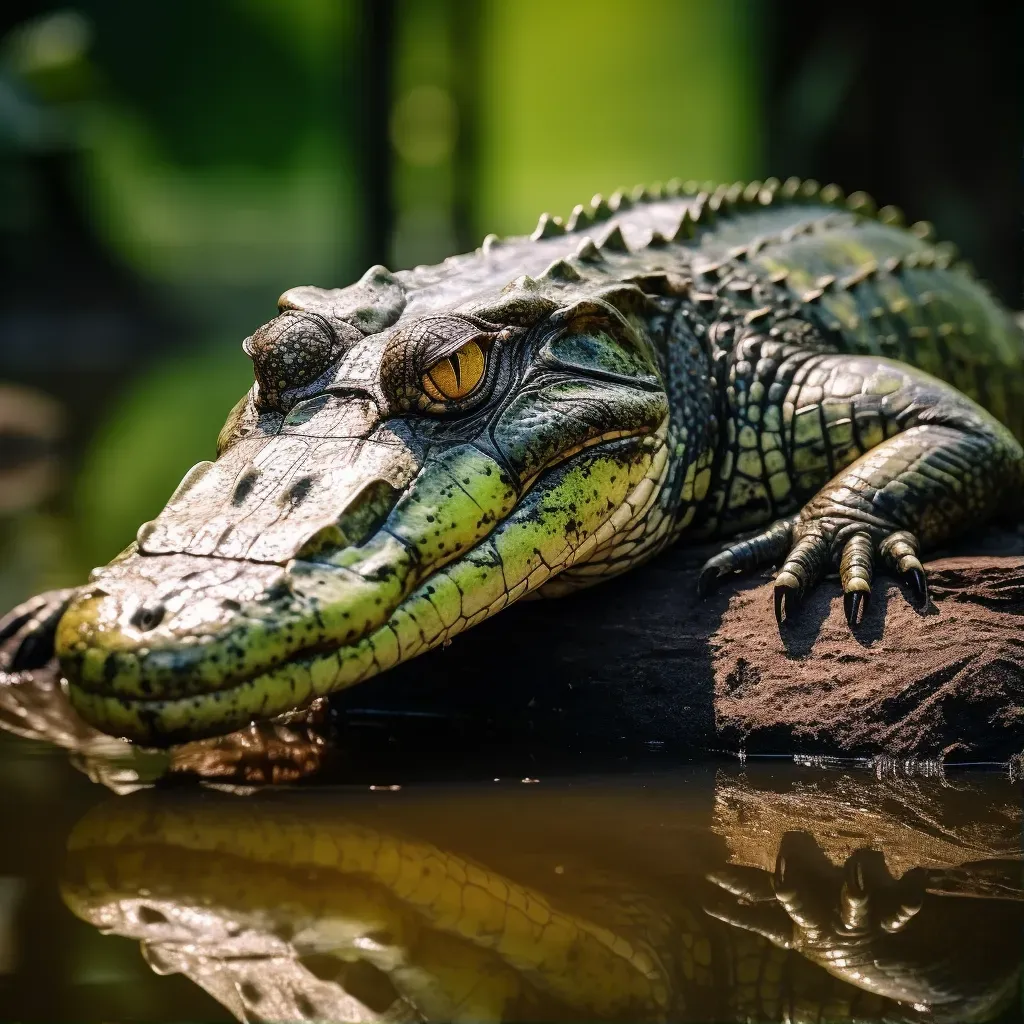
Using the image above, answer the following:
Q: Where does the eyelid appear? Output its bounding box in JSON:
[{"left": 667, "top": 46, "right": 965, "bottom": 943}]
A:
[{"left": 419, "top": 328, "right": 491, "bottom": 368}]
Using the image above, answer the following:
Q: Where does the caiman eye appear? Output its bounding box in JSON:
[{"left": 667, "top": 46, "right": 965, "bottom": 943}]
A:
[{"left": 421, "top": 339, "right": 486, "bottom": 402}]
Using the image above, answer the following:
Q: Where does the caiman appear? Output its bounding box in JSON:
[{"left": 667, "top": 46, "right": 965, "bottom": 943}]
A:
[{"left": 2, "top": 177, "right": 1022, "bottom": 744}]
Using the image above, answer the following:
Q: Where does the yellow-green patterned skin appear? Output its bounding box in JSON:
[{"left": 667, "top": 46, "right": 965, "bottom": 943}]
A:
[{"left": 4, "top": 177, "right": 1021, "bottom": 742}]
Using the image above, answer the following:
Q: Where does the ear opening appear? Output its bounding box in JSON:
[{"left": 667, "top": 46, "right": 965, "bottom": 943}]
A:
[{"left": 541, "top": 298, "right": 660, "bottom": 386}]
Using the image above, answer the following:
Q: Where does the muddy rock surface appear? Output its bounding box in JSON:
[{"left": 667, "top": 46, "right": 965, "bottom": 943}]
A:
[{"left": 345, "top": 525, "right": 1024, "bottom": 762}]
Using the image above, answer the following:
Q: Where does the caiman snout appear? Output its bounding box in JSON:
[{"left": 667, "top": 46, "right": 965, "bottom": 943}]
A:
[
  {"left": 56, "top": 409, "right": 431, "bottom": 742},
  {"left": 57, "top": 554, "right": 297, "bottom": 701},
  {"left": 57, "top": 526, "right": 420, "bottom": 743}
]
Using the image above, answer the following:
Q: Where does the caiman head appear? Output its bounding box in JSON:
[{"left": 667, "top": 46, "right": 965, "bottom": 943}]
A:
[{"left": 57, "top": 240, "right": 674, "bottom": 743}]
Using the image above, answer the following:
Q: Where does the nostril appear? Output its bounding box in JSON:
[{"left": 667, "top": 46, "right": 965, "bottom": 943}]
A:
[{"left": 131, "top": 603, "right": 165, "bottom": 632}]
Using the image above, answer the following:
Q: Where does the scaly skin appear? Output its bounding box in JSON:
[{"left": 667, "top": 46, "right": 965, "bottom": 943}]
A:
[{"left": 2, "top": 177, "right": 1022, "bottom": 742}]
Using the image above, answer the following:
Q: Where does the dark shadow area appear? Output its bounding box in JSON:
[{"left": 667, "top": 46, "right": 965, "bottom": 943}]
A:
[
  {"left": 331, "top": 543, "right": 725, "bottom": 760},
  {"left": 764, "top": 1, "right": 1022, "bottom": 306}
]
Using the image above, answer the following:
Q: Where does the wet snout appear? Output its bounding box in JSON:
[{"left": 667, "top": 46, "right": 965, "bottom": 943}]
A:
[
  {"left": 57, "top": 553, "right": 295, "bottom": 700},
  {"left": 56, "top": 387, "right": 526, "bottom": 742}
]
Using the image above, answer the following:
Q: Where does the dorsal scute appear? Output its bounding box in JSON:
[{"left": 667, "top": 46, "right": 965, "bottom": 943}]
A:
[
  {"left": 470, "top": 177, "right": 904, "bottom": 258},
  {"left": 392, "top": 178, "right": 982, "bottom": 322}
]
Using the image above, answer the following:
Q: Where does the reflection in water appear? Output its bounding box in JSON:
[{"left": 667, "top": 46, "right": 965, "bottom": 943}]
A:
[
  {"left": 0, "top": 666, "right": 332, "bottom": 792},
  {"left": 2, "top": 641, "right": 1021, "bottom": 1021},
  {"left": 60, "top": 768, "right": 1022, "bottom": 1023}
]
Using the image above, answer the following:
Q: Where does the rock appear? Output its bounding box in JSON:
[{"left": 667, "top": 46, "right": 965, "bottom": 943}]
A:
[
  {"left": 712, "top": 763, "right": 1023, "bottom": 883},
  {"left": 713, "top": 553, "right": 1024, "bottom": 760},
  {"left": 338, "top": 526, "right": 1024, "bottom": 763}
]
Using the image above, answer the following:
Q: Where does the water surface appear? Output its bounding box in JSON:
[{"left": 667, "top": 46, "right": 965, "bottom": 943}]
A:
[{"left": 0, "top": 718, "right": 1020, "bottom": 1023}]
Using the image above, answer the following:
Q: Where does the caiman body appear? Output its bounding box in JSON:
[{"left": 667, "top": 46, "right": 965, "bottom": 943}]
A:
[{"left": 4, "top": 178, "right": 1023, "bottom": 743}]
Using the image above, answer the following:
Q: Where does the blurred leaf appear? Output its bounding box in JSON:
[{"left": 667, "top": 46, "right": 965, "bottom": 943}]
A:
[
  {"left": 476, "top": 0, "right": 760, "bottom": 235},
  {"left": 74, "top": 340, "right": 252, "bottom": 569},
  {"left": 77, "top": 0, "right": 340, "bottom": 169}
]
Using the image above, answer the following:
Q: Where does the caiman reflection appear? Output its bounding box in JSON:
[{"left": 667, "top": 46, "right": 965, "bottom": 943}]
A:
[{"left": 60, "top": 767, "right": 1022, "bottom": 1023}]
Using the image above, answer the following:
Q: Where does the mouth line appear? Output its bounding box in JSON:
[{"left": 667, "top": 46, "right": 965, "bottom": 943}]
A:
[{"left": 66, "top": 426, "right": 662, "bottom": 743}]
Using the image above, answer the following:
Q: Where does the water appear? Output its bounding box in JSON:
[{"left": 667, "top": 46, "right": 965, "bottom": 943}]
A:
[{"left": 0, "top": 688, "right": 1020, "bottom": 1023}]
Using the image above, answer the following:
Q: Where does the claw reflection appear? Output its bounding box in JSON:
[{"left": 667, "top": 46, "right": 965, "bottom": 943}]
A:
[{"left": 60, "top": 767, "right": 1021, "bottom": 1023}]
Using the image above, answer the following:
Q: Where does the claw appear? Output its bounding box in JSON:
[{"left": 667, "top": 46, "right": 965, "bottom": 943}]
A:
[
  {"left": 697, "top": 565, "right": 720, "bottom": 598},
  {"left": 774, "top": 584, "right": 797, "bottom": 625},
  {"left": 773, "top": 851, "right": 789, "bottom": 893},
  {"left": 843, "top": 590, "right": 868, "bottom": 628},
  {"left": 880, "top": 532, "right": 930, "bottom": 611},
  {"left": 773, "top": 569, "right": 802, "bottom": 625},
  {"left": 902, "top": 566, "right": 929, "bottom": 608}
]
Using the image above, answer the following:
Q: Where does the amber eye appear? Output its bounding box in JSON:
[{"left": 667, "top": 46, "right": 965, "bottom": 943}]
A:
[{"left": 421, "top": 339, "right": 487, "bottom": 402}]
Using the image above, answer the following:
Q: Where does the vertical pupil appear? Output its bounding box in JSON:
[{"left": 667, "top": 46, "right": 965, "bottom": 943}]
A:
[{"left": 422, "top": 340, "right": 485, "bottom": 401}]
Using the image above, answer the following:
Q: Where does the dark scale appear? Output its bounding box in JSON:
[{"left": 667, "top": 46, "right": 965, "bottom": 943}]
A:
[{"left": 658, "top": 302, "right": 718, "bottom": 533}]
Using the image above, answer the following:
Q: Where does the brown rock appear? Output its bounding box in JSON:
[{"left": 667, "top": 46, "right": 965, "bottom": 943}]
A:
[
  {"left": 342, "top": 527, "right": 1024, "bottom": 763},
  {"left": 713, "top": 553, "right": 1024, "bottom": 759}
]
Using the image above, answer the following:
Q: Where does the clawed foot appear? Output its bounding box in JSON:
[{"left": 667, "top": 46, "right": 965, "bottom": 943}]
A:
[
  {"left": 698, "top": 516, "right": 930, "bottom": 629},
  {"left": 0, "top": 589, "right": 77, "bottom": 674}
]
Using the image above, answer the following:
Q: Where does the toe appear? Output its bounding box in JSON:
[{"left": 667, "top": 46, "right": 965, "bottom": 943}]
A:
[
  {"left": 839, "top": 532, "right": 873, "bottom": 628},
  {"left": 839, "top": 849, "right": 890, "bottom": 933},
  {"left": 697, "top": 517, "right": 796, "bottom": 599},
  {"left": 880, "top": 531, "right": 930, "bottom": 610},
  {"left": 772, "top": 534, "right": 828, "bottom": 625}
]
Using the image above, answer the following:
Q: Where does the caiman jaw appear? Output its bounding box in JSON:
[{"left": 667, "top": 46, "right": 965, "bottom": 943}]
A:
[{"left": 58, "top": 428, "right": 667, "bottom": 745}]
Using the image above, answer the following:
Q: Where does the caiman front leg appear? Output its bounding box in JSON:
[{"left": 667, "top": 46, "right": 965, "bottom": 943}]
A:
[{"left": 698, "top": 350, "right": 1024, "bottom": 627}]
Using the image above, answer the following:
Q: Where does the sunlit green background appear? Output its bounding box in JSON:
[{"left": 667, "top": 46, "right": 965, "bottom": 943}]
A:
[{"left": 1, "top": 0, "right": 759, "bottom": 604}]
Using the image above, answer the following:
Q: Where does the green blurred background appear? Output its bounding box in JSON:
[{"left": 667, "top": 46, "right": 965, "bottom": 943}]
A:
[
  {"left": 0, "top": 2, "right": 1019, "bottom": 1018},
  {"left": 1, "top": 0, "right": 1019, "bottom": 607}
]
